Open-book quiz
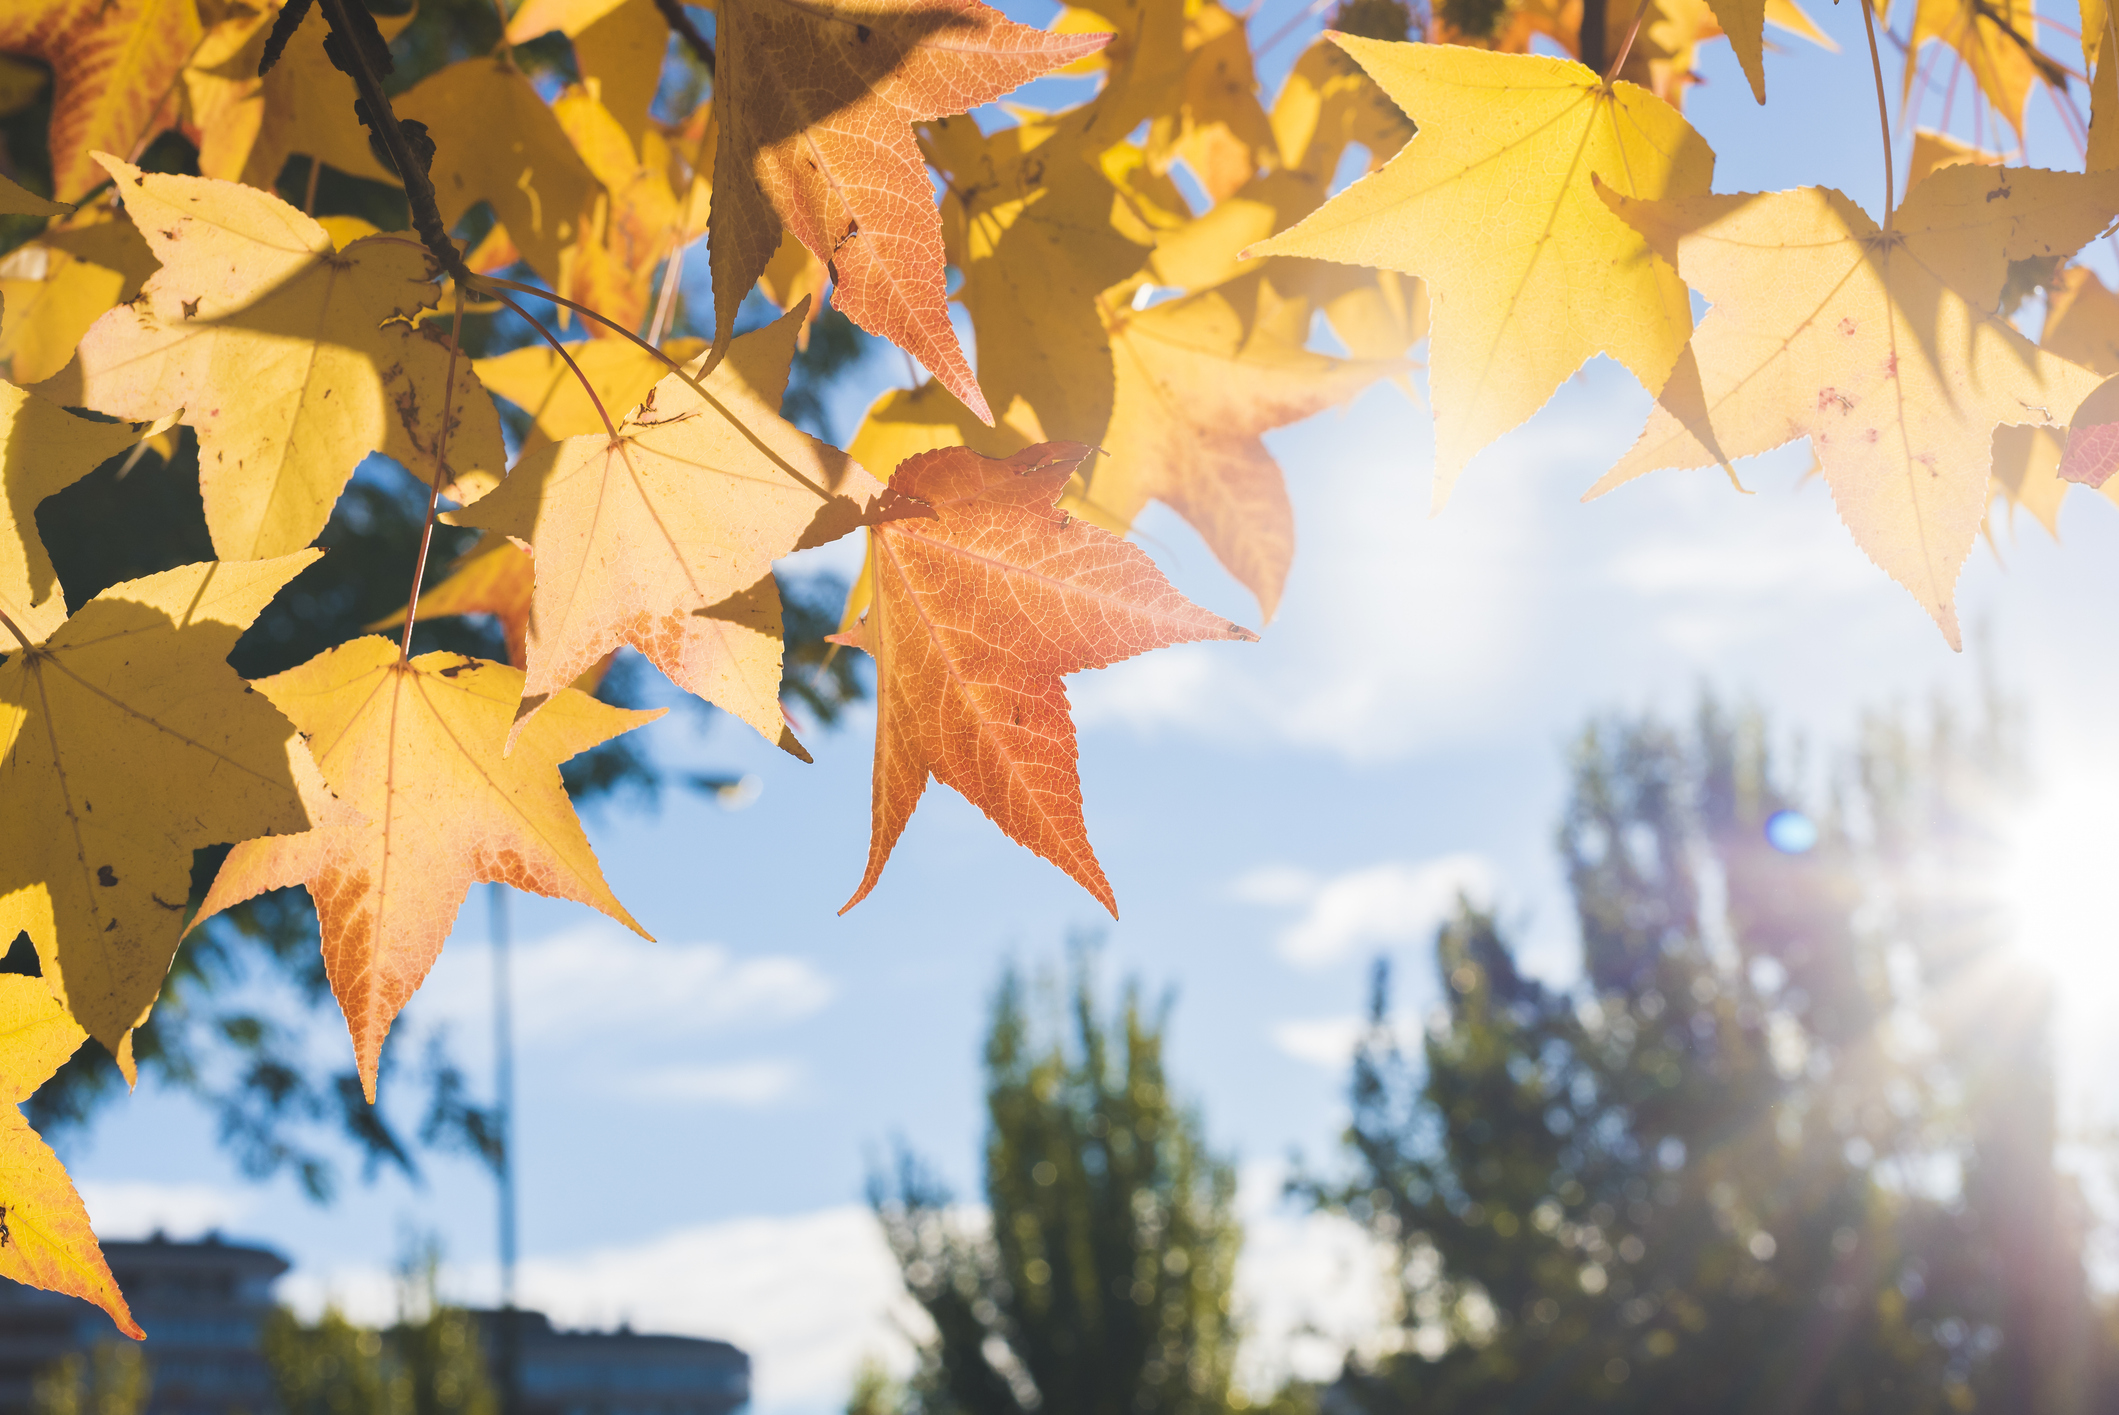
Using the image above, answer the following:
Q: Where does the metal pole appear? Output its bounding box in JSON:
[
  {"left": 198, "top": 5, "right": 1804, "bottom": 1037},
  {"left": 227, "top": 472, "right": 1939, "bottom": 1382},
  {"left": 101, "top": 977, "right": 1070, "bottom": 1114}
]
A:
[{"left": 491, "top": 882, "right": 521, "bottom": 1415}]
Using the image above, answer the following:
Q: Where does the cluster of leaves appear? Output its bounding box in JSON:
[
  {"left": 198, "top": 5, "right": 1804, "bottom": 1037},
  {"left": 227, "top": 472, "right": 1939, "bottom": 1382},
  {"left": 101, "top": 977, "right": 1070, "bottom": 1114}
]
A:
[{"left": 3, "top": 0, "right": 2118, "bottom": 1345}]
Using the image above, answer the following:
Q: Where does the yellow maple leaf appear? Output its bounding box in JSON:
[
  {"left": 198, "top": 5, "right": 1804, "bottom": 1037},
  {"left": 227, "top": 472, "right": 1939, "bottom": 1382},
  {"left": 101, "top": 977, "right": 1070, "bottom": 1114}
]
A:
[
  {"left": 194, "top": 639, "right": 660, "bottom": 1096},
  {"left": 70, "top": 160, "right": 504, "bottom": 560},
  {"left": 0, "top": 202, "right": 157, "bottom": 386},
  {"left": 0, "top": 555, "right": 328, "bottom": 1059},
  {"left": 0, "top": 975, "right": 140, "bottom": 1339},
  {"left": 0, "top": 385, "right": 164, "bottom": 643},
  {"left": 508, "top": 0, "right": 672, "bottom": 149},
  {"left": 1247, "top": 40, "right": 1716, "bottom": 510},
  {"left": 0, "top": 0, "right": 202, "bottom": 202},
  {"left": 0, "top": 173, "right": 69, "bottom": 219},
  {"left": 709, "top": 0, "right": 1107, "bottom": 425},
  {"left": 551, "top": 86, "right": 683, "bottom": 338},
  {"left": 1270, "top": 34, "right": 1413, "bottom": 184},
  {"left": 1905, "top": 0, "right": 2060, "bottom": 141},
  {"left": 475, "top": 335, "right": 706, "bottom": 456},
  {"left": 930, "top": 113, "right": 1183, "bottom": 450},
  {"left": 1082, "top": 268, "right": 1401, "bottom": 619},
  {"left": 1593, "top": 164, "right": 2119, "bottom": 647},
  {"left": 395, "top": 55, "right": 602, "bottom": 286},
  {"left": 1907, "top": 128, "right": 2005, "bottom": 189},
  {"left": 457, "top": 306, "right": 899, "bottom": 754},
  {"left": 1144, "top": 0, "right": 1277, "bottom": 203},
  {"left": 210, "top": 0, "right": 411, "bottom": 190}
]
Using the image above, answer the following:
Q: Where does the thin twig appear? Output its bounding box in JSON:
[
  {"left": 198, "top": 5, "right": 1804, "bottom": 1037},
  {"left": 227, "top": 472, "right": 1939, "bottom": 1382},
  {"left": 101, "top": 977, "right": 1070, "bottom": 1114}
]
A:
[
  {"left": 302, "top": 157, "right": 322, "bottom": 216},
  {"left": 401, "top": 284, "right": 469, "bottom": 661},
  {"left": 652, "top": 0, "right": 716, "bottom": 74},
  {"left": 1859, "top": 0, "right": 1896, "bottom": 232},
  {"left": 0, "top": 608, "right": 31, "bottom": 652}
]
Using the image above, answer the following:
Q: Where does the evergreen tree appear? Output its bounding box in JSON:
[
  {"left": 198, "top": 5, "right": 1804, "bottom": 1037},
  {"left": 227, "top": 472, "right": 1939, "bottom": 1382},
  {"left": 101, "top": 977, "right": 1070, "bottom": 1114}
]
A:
[
  {"left": 1309, "top": 697, "right": 2102, "bottom": 1414},
  {"left": 873, "top": 949, "right": 1243, "bottom": 1415}
]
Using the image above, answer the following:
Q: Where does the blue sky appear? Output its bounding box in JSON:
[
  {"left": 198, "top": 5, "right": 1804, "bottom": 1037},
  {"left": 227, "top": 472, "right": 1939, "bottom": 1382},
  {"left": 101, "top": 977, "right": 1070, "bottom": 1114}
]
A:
[{"left": 50, "top": 1, "right": 2119, "bottom": 1408}]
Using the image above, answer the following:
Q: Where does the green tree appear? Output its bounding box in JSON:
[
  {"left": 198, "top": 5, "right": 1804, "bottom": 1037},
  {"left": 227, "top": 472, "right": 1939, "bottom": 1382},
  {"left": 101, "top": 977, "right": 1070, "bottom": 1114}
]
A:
[
  {"left": 1309, "top": 696, "right": 2103, "bottom": 1414},
  {"left": 32, "top": 1342, "right": 149, "bottom": 1415},
  {"left": 873, "top": 949, "right": 1243, "bottom": 1415}
]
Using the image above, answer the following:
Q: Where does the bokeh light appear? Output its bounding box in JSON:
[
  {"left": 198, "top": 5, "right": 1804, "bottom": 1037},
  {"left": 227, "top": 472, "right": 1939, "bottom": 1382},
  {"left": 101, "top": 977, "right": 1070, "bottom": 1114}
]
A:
[{"left": 1765, "top": 809, "right": 1818, "bottom": 854}]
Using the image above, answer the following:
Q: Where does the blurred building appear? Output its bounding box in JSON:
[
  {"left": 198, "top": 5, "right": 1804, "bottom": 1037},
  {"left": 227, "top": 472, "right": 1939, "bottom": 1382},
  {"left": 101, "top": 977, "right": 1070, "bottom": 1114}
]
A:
[
  {"left": 0, "top": 1233, "right": 750, "bottom": 1415},
  {"left": 0, "top": 1232, "right": 286, "bottom": 1415},
  {"left": 474, "top": 1310, "right": 751, "bottom": 1415}
]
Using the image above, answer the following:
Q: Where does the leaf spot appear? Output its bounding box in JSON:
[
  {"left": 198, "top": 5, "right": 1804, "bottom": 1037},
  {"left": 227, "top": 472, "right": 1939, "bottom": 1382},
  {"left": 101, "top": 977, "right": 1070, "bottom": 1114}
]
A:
[{"left": 96, "top": 865, "right": 118, "bottom": 886}]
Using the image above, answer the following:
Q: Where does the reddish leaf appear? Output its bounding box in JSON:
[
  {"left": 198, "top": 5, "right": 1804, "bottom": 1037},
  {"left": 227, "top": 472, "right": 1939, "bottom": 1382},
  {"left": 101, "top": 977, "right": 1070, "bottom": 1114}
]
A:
[{"left": 831, "top": 443, "right": 1256, "bottom": 915}]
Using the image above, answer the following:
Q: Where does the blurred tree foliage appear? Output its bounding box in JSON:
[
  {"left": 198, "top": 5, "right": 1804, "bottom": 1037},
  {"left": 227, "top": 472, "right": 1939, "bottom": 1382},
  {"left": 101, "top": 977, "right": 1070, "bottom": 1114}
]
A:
[
  {"left": 1308, "top": 695, "right": 2111, "bottom": 1414},
  {"left": 872, "top": 950, "right": 1244, "bottom": 1415},
  {"left": 32, "top": 1341, "right": 149, "bottom": 1415},
  {"left": 0, "top": 0, "right": 872, "bottom": 1192},
  {"left": 263, "top": 1254, "right": 496, "bottom": 1415}
]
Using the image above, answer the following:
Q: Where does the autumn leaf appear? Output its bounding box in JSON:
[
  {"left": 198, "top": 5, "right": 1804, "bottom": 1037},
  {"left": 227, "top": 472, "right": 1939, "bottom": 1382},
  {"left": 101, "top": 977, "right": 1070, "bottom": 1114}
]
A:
[
  {"left": 458, "top": 306, "right": 903, "bottom": 753},
  {"left": 1145, "top": 0, "right": 1277, "bottom": 203},
  {"left": 1908, "top": 128, "right": 2005, "bottom": 188},
  {"left": 930, "top": 113, "right": 1184, "bottom": 450},
  {"left": 475, "top": 335, "right": 706, "bottom": 456},
  {"left": 0, "top": 555, "right": 327, "bottom": 1060},
  {"left": 0, "top": 0, "right": 202, "bottom": 202},
  {"left": 1905, "top": 0, "right": 2059, "bottom": 140},
  {"left": 552, "top": 86, "right": 685, "bottom": 336},
  {"left": 1247, "top": 41, "right": 1716, "bottom": 509},
  {"left": 1593, "top": 164, "right": 2119, "bottom": 646},
  {"left": 0, "top": 172, "right": 69, "bottom": 218},
  {"left": 0, "top": 203, "right": 158, "bottom": 386},
  {"left": 1683, "top": 0, "right": 1834, "bottom": 103},
  {"left": 830, "top": 443, "right": 1257, "bottom": 915},
  {"left": 194, "top": 639, "right": 661, "bottom": 1096},
  {"left": 709, "top": 0, "right": 1108, "bottom": 424},
  {"left": 0, "top": 384, "right": 164, "bottom": 643},
  {"left": 219, "top": 0, "right": 411, "bottom": 190},
  {"left": 1081, "top": 268, "right": 1401, "bottom": 619},
  {"left": 71, "top": 159, "right": 504, "bottom": 560},
  {"left": 0, "top": 975, "right": 140, "bottom": 1339},
  {"left": 1270, "top": 35, "right": 1412, "bottom": 184},
  {"left": 510, "top": 0, "right": 672, "bottom": 148},
  {"left": 369, "top": 534, "right": 538, "bottom": 668},
  {"left": 395, "top": 55, "right": 601, "bottom": 286}
]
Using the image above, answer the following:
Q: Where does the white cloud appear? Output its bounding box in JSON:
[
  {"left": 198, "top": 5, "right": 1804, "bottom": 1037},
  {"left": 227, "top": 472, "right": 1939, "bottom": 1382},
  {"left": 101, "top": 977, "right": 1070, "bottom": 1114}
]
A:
[
  {"left": 78, "top": 1182, "right": 254, "bottom": 1240},
  {"left": 1269, "top": 1015, "right": 1367, "bottom": 1070},
  {"left": 1231, "top": 1163, "right": 1397, "bottom": 1393},
  {"left": 415, "top": 927, "right": 834, "bottom": 1044},
  {"left": 628, "top": 1059, "right": 803, "bottom": 1106},
  {"left": 275, "top": 1182, "right": 1403, "bottom": 1415},
  {"left": 1239, "top": 854, "right": 1495, "bottom": 968}
]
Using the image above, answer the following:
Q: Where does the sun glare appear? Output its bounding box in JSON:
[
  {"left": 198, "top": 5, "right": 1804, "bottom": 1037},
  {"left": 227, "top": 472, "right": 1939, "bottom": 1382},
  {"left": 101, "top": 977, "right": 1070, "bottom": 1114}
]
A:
[{"left": 2000, "top": 782, "right": 2119, "bottom": 991}]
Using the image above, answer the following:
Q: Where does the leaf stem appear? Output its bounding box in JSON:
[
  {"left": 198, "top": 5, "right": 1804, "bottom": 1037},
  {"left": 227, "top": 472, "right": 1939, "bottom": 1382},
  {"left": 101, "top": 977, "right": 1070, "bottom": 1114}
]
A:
[
  {"left": 1603, "top": 0, "right": 1653, "bottom": 84},
  {"left": 0, "top": 608, "right": 31, "bottom": 652},
  {"left": 484, "top": 285, "right": 619, "bottom": 439},
  {"left": 1859, "top": 0, "right": 1895, "bottom": 232},
  {"left": 476, "top": 274, "right": 722, "bottom": 412},
  {"left": 400, "top": 283, "right": 468, "bottom": 661}
]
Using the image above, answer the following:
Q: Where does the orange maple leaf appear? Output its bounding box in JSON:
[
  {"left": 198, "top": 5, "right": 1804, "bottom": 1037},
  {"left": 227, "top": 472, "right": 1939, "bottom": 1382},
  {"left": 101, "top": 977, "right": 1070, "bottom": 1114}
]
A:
[
  {"left": 831, "top": 444, "right": 1257, "bottom": 916},
  {"left": 708, "top": 0, "right": 1110, "bottom": 423},
  {"left": 0, "top": 0, "right": 201, "bottom": 202},
  {"left": 194, "top": 640, "right": 661, "bottom": 1096},
  {"left": 457, "top": 306, "right": 904, "bottom": 756}
]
